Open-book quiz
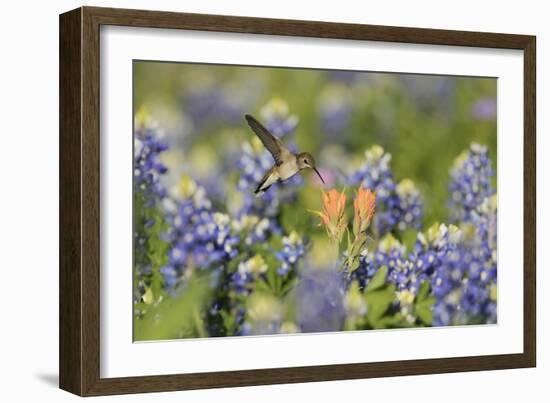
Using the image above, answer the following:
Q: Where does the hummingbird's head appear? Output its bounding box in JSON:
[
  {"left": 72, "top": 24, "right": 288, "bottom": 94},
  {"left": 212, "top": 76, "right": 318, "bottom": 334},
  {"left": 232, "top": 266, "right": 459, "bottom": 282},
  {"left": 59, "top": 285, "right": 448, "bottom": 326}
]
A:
[
  {"left": 297, "top": 152, "right": 316, "bottom": 169},
  {"left": 297, "top": 152, "right": 325, "bottom": 184}
]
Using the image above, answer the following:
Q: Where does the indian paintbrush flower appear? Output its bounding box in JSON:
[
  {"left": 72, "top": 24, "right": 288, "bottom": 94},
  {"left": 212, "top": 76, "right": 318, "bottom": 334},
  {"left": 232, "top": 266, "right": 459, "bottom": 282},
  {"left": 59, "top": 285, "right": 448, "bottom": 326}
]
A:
[
  {"left": 353, "top": 188, "right": 376, "bottom": 236},
  {"left": 310, "top": 189, "right": 347, "bottom": 243},
  {"left": 344, "top": 188, "right": 376, "bottom": 273}
]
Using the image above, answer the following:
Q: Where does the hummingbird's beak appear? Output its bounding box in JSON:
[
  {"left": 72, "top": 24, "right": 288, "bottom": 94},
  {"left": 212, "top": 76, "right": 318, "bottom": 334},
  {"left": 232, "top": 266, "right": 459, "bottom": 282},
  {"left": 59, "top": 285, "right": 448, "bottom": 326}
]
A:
[{"left": 313, "top": 167, "right": 326, "bottom": 185}]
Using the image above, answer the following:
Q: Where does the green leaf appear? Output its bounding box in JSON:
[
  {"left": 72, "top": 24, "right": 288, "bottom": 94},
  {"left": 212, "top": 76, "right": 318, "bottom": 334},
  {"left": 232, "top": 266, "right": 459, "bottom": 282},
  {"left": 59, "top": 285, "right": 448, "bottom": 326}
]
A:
[
  {"left": 364, "top": 285, "right": 395, "bottom": 326},
  {"left": 280, "top": 277, "right": 298, "bottom": 296},
  {"left": 254, "top": 279, "right": 272, "bottom": 294},
  {"left": 416, "top": 280, "right": 431, "bottom": 302},
  {"left": 402, "top": 229, "right": 418, "bottom": 252},
  {"left": 365, "top": 265, "right": 388, "bottom": 292},
  {"left": 266, "top": 266, "right": 278, "bottom": 292},
  {"left": 348, "top": 258, "right": 360, "bottom": 274},
  {"left": 415, "top": 305, "right": 433, "bottom": 325},
  {"left": 414, "top": 296, "right": 435, "bottom": 325},
  {"left": 134, "top": 276, "right": 213, "bottom": 341},
  {"left": 220, "top": 310, "right": 236, "bottom": 335},
  {"left": 374, "top": 313, "right": 409, "bottom": 328}
]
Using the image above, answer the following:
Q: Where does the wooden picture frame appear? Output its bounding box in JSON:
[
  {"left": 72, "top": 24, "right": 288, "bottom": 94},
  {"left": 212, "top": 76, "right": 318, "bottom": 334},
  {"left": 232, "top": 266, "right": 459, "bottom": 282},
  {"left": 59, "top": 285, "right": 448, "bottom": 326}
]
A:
[{"left": 59, "top": 6, "right": 536, "bottom": 396}]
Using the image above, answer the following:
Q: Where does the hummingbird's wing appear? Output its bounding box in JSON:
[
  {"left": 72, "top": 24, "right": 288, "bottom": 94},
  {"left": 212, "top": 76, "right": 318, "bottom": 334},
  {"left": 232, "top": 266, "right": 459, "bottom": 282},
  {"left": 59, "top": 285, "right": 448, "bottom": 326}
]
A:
[{"left": 245, "top": 114, "right": 291, "bottom": 165}]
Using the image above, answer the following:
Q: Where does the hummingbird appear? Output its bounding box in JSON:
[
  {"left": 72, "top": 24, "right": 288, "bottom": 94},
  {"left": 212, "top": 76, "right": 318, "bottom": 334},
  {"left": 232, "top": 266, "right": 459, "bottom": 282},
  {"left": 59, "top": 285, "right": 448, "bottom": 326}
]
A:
[{"left": 244, "top": 114, "right": 325, "bottom": 194}]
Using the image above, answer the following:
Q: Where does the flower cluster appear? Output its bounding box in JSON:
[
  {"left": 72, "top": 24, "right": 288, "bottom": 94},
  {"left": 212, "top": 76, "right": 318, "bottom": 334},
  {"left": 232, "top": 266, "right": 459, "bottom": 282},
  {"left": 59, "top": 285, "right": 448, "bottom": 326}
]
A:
[
  {"left": 309, "top": 183, "right": 494, "bottom": 327},
  {"left": 231, "top": 255, "right": 268, "bottom": 295},
  {"left": 161, "top": 180, "right": 240, "bottom": 289},
  {"left": 133, "top": 106, "right": 498, "bottom": 339},
  {"left": 432, "top": 242, "right": 497, "bottom": 326},
  {"left": 410, "top": 223, "right": 462, "bottom": 285},
  {"left": 133, "top": 120, "right": 169, "bottom": 288},
  {"left": 394, "top": 179, "right": 423, "bottom": 231},
  {"left": 232, "top": 214, "right": 271, "bottom": 246},
  {"left": 424, "top": 143, "right": 497, "bottom": 325},
  {"left": 351, "top": 210, "right": 497, "bottom": 327},
  {"left": 353, "top": 233, "right": 422, "bottom": 294},
  {"left": 276, "top": 231, "right": 306, "bottom": 276},
  {"left": 432, "top": 194, "right": 497, "bottom": 325},
  {"left": 134, "top": 124, "right": 169, "bottom": 218},
  {"left": 449, "top": 143, "right": 495, "bottom": 223},
  {"left": 350, "top": 145, "right": 423, "bottom": 235}
]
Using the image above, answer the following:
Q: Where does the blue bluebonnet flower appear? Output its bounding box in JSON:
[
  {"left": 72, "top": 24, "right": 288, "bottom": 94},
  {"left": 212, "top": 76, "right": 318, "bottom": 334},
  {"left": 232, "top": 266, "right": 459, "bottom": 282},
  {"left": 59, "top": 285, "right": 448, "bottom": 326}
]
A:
[
  {"left": 449, "top": 143, "right": 495, "bottom": 222},
  {"left": 469, "top": 195, "right": 498, "bottom": 284},
  {"left": 350, "top": 145, "right": 395, "bottom": 202},
  {"left": 409, "top": 223, "right": 462, "bottom": 288},
  {"left": 134, "top": 124, "right": 169, "bottom": 209},
  {"left": 231, "top": 214, "right": 271, "bottom": 246},
  {"left": 431, "top": 242, "right": 497, "bottom": 326},
  {"left": 318, "top": 84, "right": 352, "bottom": 137},
  {"left": 462, "top": 196, "right": 497, "bottom": 323},
  {"left": 433, "top": 147, "right": 498, "bottom": 326},
  {"left": 276, "top": 231, "right": 305, "bottom": 276},
  {"left": 133, "top": 120, "right": 170, "bottom": 283},
  {"left": 296, "top": 266, "right": 346, "bottom": 333},
  {"left": 161, "top": 179, "right": 240, "bottom": 289},
  {"left": 471, "top": 97, "right": 497, "bottom": 120},
  {"left": 349, "top": 146, "right": 397, "bottom": 235},
  {"left": 350, "top": 146, "right": 423, "bottom": 235},
  {"left": 352, "top": 223, "right": 466, "bottom": 324},
  {"left": 354, "top": 224, "right": 461, "bottom": 293},
  {"left": 352, "top": 249, "right": 378, "bottom": 290},
  {"left": 230, "top": 255, "right": 268, "bottom": 295},
  {"left": 374, "top": 235, "right": 415, "bottom": 292},
  {"left": 393, "top": 179, "right": 424, "bottom": 231},
  {"left": 406, "top": 215, "right": 497, "bottom": 327}
]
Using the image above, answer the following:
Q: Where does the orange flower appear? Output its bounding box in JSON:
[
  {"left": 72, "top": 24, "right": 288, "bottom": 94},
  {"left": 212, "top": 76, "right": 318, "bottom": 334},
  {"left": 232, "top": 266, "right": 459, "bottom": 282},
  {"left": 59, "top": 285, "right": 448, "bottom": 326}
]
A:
[
  {"left": 353, "top": 188, "right": 376, "bottom": 236},
  {"left": 310, "top": 189, "right": 347, "bottom": 243}
]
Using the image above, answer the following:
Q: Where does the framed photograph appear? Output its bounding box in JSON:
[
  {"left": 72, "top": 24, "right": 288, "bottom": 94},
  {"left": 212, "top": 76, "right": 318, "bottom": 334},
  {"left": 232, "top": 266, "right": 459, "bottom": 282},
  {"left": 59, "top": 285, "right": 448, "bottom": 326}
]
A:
[{"left": 59, "top": 6, "right": 536, "bottom": 396}]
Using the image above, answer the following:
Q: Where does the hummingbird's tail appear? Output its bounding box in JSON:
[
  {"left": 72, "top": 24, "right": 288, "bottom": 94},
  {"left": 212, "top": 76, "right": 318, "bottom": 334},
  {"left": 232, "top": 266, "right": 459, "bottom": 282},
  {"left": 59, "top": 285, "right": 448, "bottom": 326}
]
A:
[
  {"left": 254, "top": 183, "right": 272, "bottom": 195},
  {"left": 255, "top": 168, "right": 275, "bottom": 194}
]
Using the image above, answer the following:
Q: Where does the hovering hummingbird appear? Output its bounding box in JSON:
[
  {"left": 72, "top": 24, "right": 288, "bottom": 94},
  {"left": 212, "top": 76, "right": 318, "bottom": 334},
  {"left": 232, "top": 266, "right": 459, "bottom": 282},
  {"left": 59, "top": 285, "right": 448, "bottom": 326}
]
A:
[{"left": 245, "top": 114, "right": 325, "bottom": 194}]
